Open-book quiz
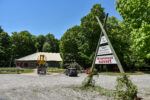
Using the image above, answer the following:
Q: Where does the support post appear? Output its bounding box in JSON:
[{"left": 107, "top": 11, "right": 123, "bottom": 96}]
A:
[{"left": 90, "top": 13, "right": 109, "bottom": 72}]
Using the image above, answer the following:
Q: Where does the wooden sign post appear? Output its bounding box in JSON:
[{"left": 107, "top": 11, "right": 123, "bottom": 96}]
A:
[{"left": 91, "top": 15, "right": 124, "bottom": 73}]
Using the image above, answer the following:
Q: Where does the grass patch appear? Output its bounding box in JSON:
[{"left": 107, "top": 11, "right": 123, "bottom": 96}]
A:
[
  {"left": 0, "top": 67, "right": 34, "bottom": 74},
  {"left": 46, "top": 67, "right": 65, "bottom": 73},
  {"left": 143, "top": 71, "right": 150, "bottom": 74},
  {"left": 80, "top": 86, "right": 116, "bottom": 97},
  {"left": 99, "top": 71, "right": 150, "bottom": 76},
  {"left": 22, "top": 68, "right": 34, "bottom": 73},
  {"left": 68, "top": 85, "right": 117, "bottom": 98}
]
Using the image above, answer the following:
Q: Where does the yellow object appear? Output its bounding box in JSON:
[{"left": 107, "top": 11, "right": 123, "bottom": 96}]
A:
[{"left": 37, "top": 55, "right": 47, "bottom": 66}]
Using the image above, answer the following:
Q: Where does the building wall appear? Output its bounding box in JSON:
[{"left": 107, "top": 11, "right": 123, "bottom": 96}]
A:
[
  {"left": 16, "top": 61, "right": 37, "bottom": 68},
  {"left": 47, "top": 61, "right": 60, "bottom": 67},
  {"left": 16, "top": 61, "right": 60, "bottom": 68}
]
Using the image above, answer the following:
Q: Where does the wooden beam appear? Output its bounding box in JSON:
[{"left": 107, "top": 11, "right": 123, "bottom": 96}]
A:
[{"left": 90, "top": 14, "right": 108, "bottom": 72}]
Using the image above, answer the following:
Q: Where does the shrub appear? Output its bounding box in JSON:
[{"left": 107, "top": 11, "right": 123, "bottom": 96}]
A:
[
  {"left": 91, "top": 68, "right": 98, "bottom": 75},
  {"left": 68, "top": 62, "right": 82, "bottom": 70},
  {"left": 82, "top": 67, "right": 98, "bottom": 87},
  {"left": 115, "top": 74, "right": 138, "bottom": 100},
  {"left": 82, "top": 73, "right": 95, "bottom": 87}
]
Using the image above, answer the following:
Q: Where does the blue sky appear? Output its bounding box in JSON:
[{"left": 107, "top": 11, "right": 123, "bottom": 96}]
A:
[{"left": 0, "top": 0, "right": 122, "bottom": 39}]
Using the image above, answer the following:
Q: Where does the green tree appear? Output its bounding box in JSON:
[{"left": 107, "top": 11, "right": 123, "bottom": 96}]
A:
[
  {"left": 35, "top": 42, "right": 40, "bottom": 52},
  {"left": 0, "top": 32, "right": 11, "bottom": 67},
  {"left": 36, "top": 35, "right": 46, "bottom": 51},
  {"left": 45, "top": 33, "right": 59, "bottom": 52},
  {"left": 53, "top": 38, "right": 59, "bottom": 52},
  {"left": 116, "top": 0, "right": 150, "bottom": 28},
  {"left": 42, "top": 42, "right": 51, "bottom": 52},
  {"left": 78, "top": 4, "right": 105, "bottom": 68},
  {"left": 130, "top": 22, "right": 150, "bottom": 67},
  {"left": 60, "top": 4, "right": 105, "bottom": 69},
  {"left": 0, "top": 26, "right": 4, "bottom": 33},
  {"left": 106, "top": 16, "right": 132, "bottom": 70},
  {"left": 116, "top": 0, "right": 150, "bottom": 68},
  {"left": 11, "top": 31, "right": 36, "bottom": 59},
  {"left": 59, "top": 25, "right": 81, "bottom": 66}
]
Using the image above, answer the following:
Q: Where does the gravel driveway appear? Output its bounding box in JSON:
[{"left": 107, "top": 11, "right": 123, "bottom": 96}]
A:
[{"left": 0, "top": 74, "right": 150, "bottom": 100}]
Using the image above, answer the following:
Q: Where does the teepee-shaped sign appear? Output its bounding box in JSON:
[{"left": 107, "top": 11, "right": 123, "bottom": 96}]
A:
[
  {"left": 97, "top": 45, "right": 112, "bottom": 55},
  {"left": 96, "top": 37, "right": 116, "bottom": 64},
  {"left": 91, "top": 16, "right": 124, "bottom": 73},
  {"left": 100, "top": 36, "right": 107, "bottom": 44}
]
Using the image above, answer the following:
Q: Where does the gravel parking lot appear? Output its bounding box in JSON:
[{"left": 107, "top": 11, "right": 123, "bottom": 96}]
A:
[{"left": 0, "top": 73, "right": 150, "bottom": 100}]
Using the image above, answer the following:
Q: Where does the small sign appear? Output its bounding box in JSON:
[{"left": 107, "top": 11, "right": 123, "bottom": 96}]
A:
[
  {"left": 100, "top": 36, "right": 107, "bottom": 44},
  {"left": 97, "top": 45, "right": 112, "bottom": 55},
  {"left": 95, "top": 55, "right": 117, "bottom": 64}
]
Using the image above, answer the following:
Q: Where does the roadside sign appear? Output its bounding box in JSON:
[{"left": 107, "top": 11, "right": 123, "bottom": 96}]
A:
[
  {"left": 100, "top": 36, "right": 107, "bottom": 44},
  {"left": 97, "top": 45, "right": 112, "bottom": 55},
  {"left": 90, "top": 16, "right": 125, "bottom": 73},
  {"left": 95, "top": 55, "right": 117, "bottom": 64}
]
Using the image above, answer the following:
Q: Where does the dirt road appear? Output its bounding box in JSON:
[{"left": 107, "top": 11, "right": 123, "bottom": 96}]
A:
[{"left": 0, "top": 74, "right": 150, "bottom": 100}]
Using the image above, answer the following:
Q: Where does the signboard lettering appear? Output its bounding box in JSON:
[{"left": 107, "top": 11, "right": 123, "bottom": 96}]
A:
[
  {"left": 100, "top": 36, "right": 107, "bottom": 44},
  {"left": 95, "top": 55, "right": 116, "bottom": 64},
  {"left": 97, "top": 45, "right": 112, "bottom": 55}
]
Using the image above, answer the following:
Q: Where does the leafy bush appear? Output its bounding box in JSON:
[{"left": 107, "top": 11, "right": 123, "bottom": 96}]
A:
[
  {"left": 82, "top": 68, "right": 98, "bottom": 87},
  {"left": 82, "top": 73, "right": 95, "bottom": 87},
  {"left": 91, "top": 68, "right": 98, "bottom": 75},
  {"left": 68, "top": 62, "right": 82, "bottom": 70},
  {"left": 115, "top": 74, "right": 138, "bottom": 100}
]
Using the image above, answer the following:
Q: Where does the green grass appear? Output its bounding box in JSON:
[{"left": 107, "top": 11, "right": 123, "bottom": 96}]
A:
[
  {"left": 81, "top": 86, "right": 116, "bottom": 97},
  {"left": 68, "top": 85, "right": 117, "bottom": 98},
  {"left": 99, "top": 71, "right": 150, "bottom": 76},
  {"left": 46, "top": 67, "right": 66, "bottom": 73},
  {"left": 0, "top": 67, "right": 34, "bottom": 74},
  {"left": 22, "top": 68, "right": 34, "bottom": 73}
]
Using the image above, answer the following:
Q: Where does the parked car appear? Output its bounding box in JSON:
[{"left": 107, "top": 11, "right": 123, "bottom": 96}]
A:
[{"left": 65, "top": 68, "right": 78, "bottom": 76}]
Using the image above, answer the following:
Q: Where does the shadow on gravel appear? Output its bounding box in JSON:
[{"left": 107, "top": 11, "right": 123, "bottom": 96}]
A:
[
  {"left": 69, "top": 76, "right": 79, "bottom": 77},
  {"left": 0, "top": 98, "right": 7, "bottom": 100}
]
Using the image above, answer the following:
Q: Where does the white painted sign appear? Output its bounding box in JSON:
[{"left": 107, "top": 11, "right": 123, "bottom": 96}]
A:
[
  {"left": 97, "top": 45, "right": 112, "bottom": 55},
  {"left": 100, "top": 36, "right": 107, "bottom": 44},
  {"left": 95, "top": 55, "right": 117, "bottom": 64}
]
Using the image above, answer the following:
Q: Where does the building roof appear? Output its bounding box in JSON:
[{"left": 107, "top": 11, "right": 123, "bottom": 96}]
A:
[{"left": 16, "top": 52, "right": 62, "bottom": 62}]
